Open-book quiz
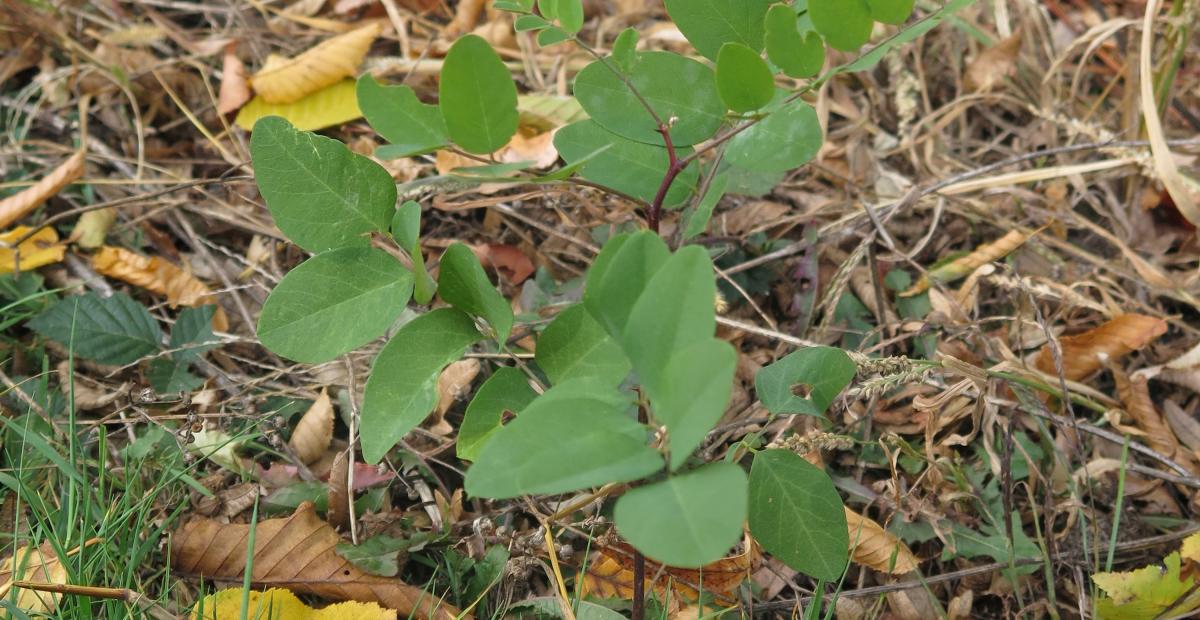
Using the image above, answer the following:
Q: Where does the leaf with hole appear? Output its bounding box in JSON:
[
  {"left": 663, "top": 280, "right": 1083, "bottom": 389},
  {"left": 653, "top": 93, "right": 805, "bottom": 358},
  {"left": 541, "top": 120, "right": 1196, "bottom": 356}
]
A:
[
  {"left": 614, "top": 462, "right": 748, "bottom": 568},
  {"left": 437, "top": 243, "right": 514, "bottom": 343},
  {"left": 250, "top": 116, "right": 395, "bottom": 252},
  {"left": 357, "top": 75, "right": 448, "bottom": 158},
  {"left": 258, "top": 248, "right": 414, "bottom": 364},
  {"left": 749, "top": 449, "right": 848, "bottom": 580},
  {"left": 809, "top": 0, "right": 873, "bottom": 51},
  {"left": 360, "top": 308, "right": 483, "bottom": 463},
  {"left": 28, "top": 292, "right": 161, "bottom": 365},
  {"left": 764, "top": 5, "right": 825, "bottom": 78},
  {"left": 554, "top": 120, "right": 698, "bottom": 206},
  {"left": 439, "top": 35, "right": 519, "bottom": 154},
  {"left": 573, "top": 52, "right": 724, "bottom": 147},
  {"left": 537, "top": 305, "right": 630, "bottom": 387},
  {"left": 755, "top": 346, "right": 855, "bottom": 415},
  {"left": 464, "top": 379, "right": 662, "bottom": 498},
  {"left": 663, "top": 0, "right": 771, "bottom": 60},
  {"left": 726, "top": 94, "right": 822, "bottom": 172},
  {"left": 457, "top": 367, "right": 537, "bottom": 461},
  {"left": 716, "top": 43, "right": 774, "bottom": 112},
  {"left": 583, "top": 231, "right": 670, "bottom": 340}
]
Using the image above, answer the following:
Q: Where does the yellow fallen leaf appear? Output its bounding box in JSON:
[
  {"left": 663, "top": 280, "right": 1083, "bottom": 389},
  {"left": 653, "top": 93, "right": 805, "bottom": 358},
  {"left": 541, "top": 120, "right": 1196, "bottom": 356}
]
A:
[
  {"left": 192, "top": 587, "right": 397, "bottom": 619},
  {"left": 0, "top": 543, "right": 69, "bottom": 614},
  {"left": 1093, "top": 547, "right": 1200, "bottom": 619},
  {"left": 250, "top": 22, "right": 381, "bottom": 104},
  {"left": 845, "top": 508, "right": 919, "bottom": 574},
  {"left": 91, "top": 245, "right": 229, "bottom": 331},
  {"left": 0, "top": 226, "right": 66, "bottom": 274},
  {"left": 0, "top": 149, "right": 86, "bottom": 229},
  {"left": 236, "top": 79, "right": 361, "bottom": 131}
]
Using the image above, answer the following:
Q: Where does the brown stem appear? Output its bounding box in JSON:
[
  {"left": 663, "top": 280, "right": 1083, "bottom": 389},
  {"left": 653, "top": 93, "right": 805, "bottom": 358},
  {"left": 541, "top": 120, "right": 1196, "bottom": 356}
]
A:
[
  {"left": 646, "top": 126, "right": 683, "bottom": 234},
  {"left": 631, "top": 549, "right": 646, "bottom": 620}
]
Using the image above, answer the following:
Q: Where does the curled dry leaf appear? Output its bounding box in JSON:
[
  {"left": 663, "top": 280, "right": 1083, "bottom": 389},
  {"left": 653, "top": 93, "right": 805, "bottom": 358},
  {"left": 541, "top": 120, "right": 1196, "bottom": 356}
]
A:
[
  {"left": 193, "top": 587, "right": 396, "bottom": 619},
  {"left": 289, "top": 388, "right": 334, "bottom": 465},
  {"left": 845, "top": 508, "right": 919, "bottom": 574},
  {"left": 327, "top": 448, "right": 351, "bottom": 531},
  {"left": 1114, "top": 370, "right": 1200, "bottom": 477},
  {"left": 250, "top": 22, "right": 382, "bottom": 104},
  {"left": 0, "top": 226, "right": 66, "bottom": 274},
  {"left": 1163, "top": 400, "right": 1200, "bottom": 454},
  {"left": 1033, "top": 314, "right": 1167, "bottom": 382},
  {"left": 217, "top": 42, "right": 251, "bottom": 115},
  {"left": 901, "top": 229, "right": 1028, "bottom": 297},
  {"left": 581, "top": 537, "right": 758, "bottom": 610},
  {"left": 964, "top": 32, "right": 1022, "bottom": 92},
  {"left": 91, "top": 245, "right": 229, "bottom": 332},
  {"left": 0, "top": 149, "right": 86, "bottom": 229},
  {"left": 471, "top": 244, "right": 534, "bottom": 284},
  {"left": 172, "top": 501, "right": 465, "bottom": 620},
  {"left": 431, "top": 358, "right": 481, "bottom": 436}
]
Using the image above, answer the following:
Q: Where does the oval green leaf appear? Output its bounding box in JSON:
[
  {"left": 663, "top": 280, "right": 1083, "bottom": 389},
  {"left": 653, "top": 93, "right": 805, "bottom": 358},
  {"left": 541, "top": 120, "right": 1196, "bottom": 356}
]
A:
[
  {"left": 536, "top": 304, "right": 630, "bottom": 387},
  {"left": 614, "top": 463, "right": 748, "bottom": 568},
  {"left": 716, "top": 43, "right": 775, "bottom": 112},
  {"left": 755, "top": 345, "right": 855, "bottom": 415},
  {"left": 438, "top": 242, "right": 514, "bottom": 343},
  {"left": 457, "top": 367, "right": 537, "bottom": 461},
  {"left": 357, "top": 75, "right": 447, "bottom": 158},
  {"left": 809, "top": 0, "right": 873, "bottom": 51},
  {"left": 258, "top": 247, "right": 414, "bottom": 364},
  {"left": 726, "top": 95, "right": 822, "bottom": 172},
  {"left": 663, "top": 0, "right": 771, "bottom": 60},
  {"left": 360, "top": 308, "right": 483, "bottom": 463},
  {"left": 439, "top": 35, "right": 519, "bottom": 154},
  {"left": 583, "top": 231, "right": 670, "bottom": 339},
  {"left": 654, "top": 338, "right": 736, "bottom": 470},
  {"left": 573, "top": 52, "right": 724, "bottom": 147},
  {"left": 250, "top": 116, "right": 396, "bottom": 252},
  {"left": 866, "top": 0, "right": 915, "bottom": 25},
  {"left": 764, "top": 5, "right": 825, "bottom": 78},
  {"left": 749, "top": 449, "right": 848, "bottom": 580},
  {"left": 554, "top": 120, "right": 699, "bottom": 206}
]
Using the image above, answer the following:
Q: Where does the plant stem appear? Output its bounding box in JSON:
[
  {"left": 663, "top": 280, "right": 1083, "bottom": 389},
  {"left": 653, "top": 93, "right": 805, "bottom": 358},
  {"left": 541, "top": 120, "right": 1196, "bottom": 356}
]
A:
[
  {"left": 631, "top": 549, "right": 646, "bottom": 620},
  {"left": 646, "top": 127, "right": 683, "bottom": 234}
]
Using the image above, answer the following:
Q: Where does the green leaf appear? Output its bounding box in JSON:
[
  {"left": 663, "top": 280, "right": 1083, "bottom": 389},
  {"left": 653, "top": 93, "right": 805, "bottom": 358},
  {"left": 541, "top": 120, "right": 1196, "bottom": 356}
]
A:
[
  {"left": 439, "top": 35, "right": 519, "bottom": 154},
  {"left": 457, "top": 367, "right": 537, "bottom": 461},
  {"left": 583, "top": 231, "right": 670, "bottom": 339},
  {"left": 494, "top": 0, "right": 534, "bottom": 11},
  {"left": 28, "top": 292, "right": 161, "bottom": 365},
  {"left": 612, "top": 28, "right": 639, "bottom": 73},
  {"left": 438, "top": 243, "right": 514, "bottom": 343},
  {"left": 682, "top": 172, "right": 727, "bottom": 240},
  {"left": 653, "top": 339, "right": 736, "bottom": 470},
  {"left": 866, "top": 0, "right": 915, "bottom": 25},
  {"left": 250, "top": 116, "right": 395, "bottom": 252},
  {"left": 726, "top": 94, "right": 822, "bottom": 172},
  {"left": 765, "top": 5, "right": 825, "bottom": 78},
  {"left": 357, "top": 75, "right": 448, "bottom": 158},
  {"left": 536, "top": 304, "right": 630, "bottom": 387},
  {"left": 258, "top": 248, "right": 414, "bottom": 364},
  {"left": 809, "top": 0, "right": 873, "bottom": 51},
  {"left": 716, "top": 43, "right": 774, "bottom": 112},
  {"left": 391, "top": 201, "right": 436, "bottom": 305},
  {"left": 148, "top": 358, "right": 205, "bottom": 393},
  {"left": 755, "top": 346, "right": 855, "bottom": 415},
  {"left": 169, "top": 305, "right": 217, "bottom": 362},
  {"left": 555, "top": 0, "right": 584, "bottom": 33},
  {"left": 537, "top": 26, "right": 572, "bottom": 47},
  {"left": 361, "top": 308, "right": 483, "bottom": 463},
  {"left": 554, "top": 120, "right": 698, "bottom": 206},
  {"left": 235, "top": 79, "right": 361, "bottom": 132},
  {"left": 514, "top": 14, "right": 550, "bottom": 31},
  {"left": 663, "top": 0, "right": 771, "bottom": 60},
  {"left": 465, "top": 379, "right": 662, "bottom": 498},
  {"left": 614, "top": 463, "right": 748, "bottom": 567},
  {"left": 748, "top": 450, "right": 848, "bottom": 580},
  {"left": 537, "top": 0, "right": 558, "bottom": 19},
  {"left": 337, "top": 533, "right": 433, "bottom": 577},
  {"left": 573, "top": 52, "right": 724, "bottom": 147},
  {"left": 841, "top": 0, "right": 976, "bottom": 73}
]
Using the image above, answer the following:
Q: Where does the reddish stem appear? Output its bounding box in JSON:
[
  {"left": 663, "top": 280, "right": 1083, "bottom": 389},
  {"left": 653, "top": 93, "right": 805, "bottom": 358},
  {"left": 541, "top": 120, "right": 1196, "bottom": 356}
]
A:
[{"left": 646, "top": 125, "right": 682, "bottom": 234}]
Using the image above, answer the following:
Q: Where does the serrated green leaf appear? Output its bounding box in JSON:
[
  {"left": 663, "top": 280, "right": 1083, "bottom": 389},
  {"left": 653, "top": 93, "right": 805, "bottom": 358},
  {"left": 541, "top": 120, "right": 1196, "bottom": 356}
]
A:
[
  {"left": 170, "top": 305, "right": 217, "bottom": 362},
  {"left": 250, "top": 116, "right": 395, "bottom": 252},
  {"left": 28, "top": 292, "right": 161, "bottom": 365},
  {"left": 716, "top": 43, "right": 774, "bottom": 112},
  {"left": 148, "top": 358, "right": 205, "bottom": 393},
  {"left": 554, "top": 120, "right": 698, "bottom": 206},
  {"left": 755, "top": 346, "right": 855, "bottom": 415},
  {"left": 809, "top": 0, "right": 873, "bottom": 51},
  {"left": 235, "top": 79, "right": 361, "bottom": 131},
  {"left": 765, "top": 5, "right": 825, "bottom": 78},
  {"left": 361, "top": 308, "right": 483, "bottom": 463},
  {"left": 258, "top": 248, "right": 413, "bottom": 363},
  {"left": 612, "top": 28, "right": 639, "bottom": 73},
  {"left": 573, "top": 52, "right": 724, "bottom": 147},
  {"left": 663, "top": 0, "right": 771, "bottom": 60},
  {"left": 866, "top": 0, "right": 915, "bottom": 25},
  {"left": 438, "top": 243, "right": 514, "bottom": 343},
  {"left": 457, "top": 367, "right": 537, "bottom": 461},
  {"left": 583, "top": 231, "right": 670, "bottom": 339},
  {"left": 357, "top": 75, "right": 448, "bottom": 158},
  {"left": 439, "top": 35, "right": 519, "bottom": 154},
  {"left": 726, "top": 94, "right": 822, "bottom": 172},
  {"left": 614, "top": 463, "right": 747, "bottom": 567},
  {"left": 465, "top": 379, "right": 661, "bottom": 498},
  {"left": 682, "top": 172, "right": 727, "bottom": 240},
  {"left": 536, "top": 304, "right": 630, "bottom": 387},
  {"left": 749, "top": 449, "right": 848, "bottom": 580}
]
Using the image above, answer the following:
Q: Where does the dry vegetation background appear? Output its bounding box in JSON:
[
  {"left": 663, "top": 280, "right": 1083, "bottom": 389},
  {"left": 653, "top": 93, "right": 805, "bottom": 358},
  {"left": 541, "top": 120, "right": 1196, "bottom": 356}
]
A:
[{"left": 1, "top": 0, "right": 1200, "bottom": 618}]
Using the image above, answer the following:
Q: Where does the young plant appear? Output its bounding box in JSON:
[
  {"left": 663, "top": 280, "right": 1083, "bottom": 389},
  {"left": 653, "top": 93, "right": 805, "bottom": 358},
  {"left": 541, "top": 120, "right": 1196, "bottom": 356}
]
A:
[{"left": 249, "top": 0, "right": 971, "bottom": 582}]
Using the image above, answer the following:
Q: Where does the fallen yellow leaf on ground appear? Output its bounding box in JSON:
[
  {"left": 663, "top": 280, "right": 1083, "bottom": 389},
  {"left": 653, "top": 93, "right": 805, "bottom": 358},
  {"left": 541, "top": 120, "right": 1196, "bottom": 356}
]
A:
[
  {"left": 0, "top": 542, "right": 69, "bottom": 614},
  {"left": 1093, "top": 531, "right": 1200, "bottom": 620},
  {"left": 192, "top": 587, "right": 396, "bottom": 619},
  {"left": 0, "top": 149, "right": 86, "bottom": 229},
  {"left": 92, "top": 245, "right": 229, "bottom": 331},
  {"left": 250, "top": 22, "right": 381, "bottom": 104},
  {"left": 0, "top": 226, "right": 66, "bottom": 274},
  {"left": 236, "top": 79, "right": 361, "bottom": 131},
  {"left": 581, "top": 537, "right": 757, "bottom": 611},
  {"left": 845, "top": 508, "right": 919, "bottom": 574}
]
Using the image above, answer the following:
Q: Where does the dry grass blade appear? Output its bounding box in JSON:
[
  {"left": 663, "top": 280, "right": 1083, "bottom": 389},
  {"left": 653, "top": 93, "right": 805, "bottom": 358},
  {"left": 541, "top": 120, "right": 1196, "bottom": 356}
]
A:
[
  {"left": 0, "top": 226, "right": 66, "bottom": 273},
  {"left": 289, "top": 387, "right": 333, "bottom": 465},
  {"left": 250, "top": 22, "right": 382, "bottom": 104},
  {"left": 1033, "top": 314, "right": 1167, "bottom": 382},
  {"left": 0, "top": 149, "right": 86, "bottom": 229},
  {"left": 1115, "top": 370, "right": 1200, "bottom": 477},
  {"left": 172, "top": 501, "right": 464, "bottom": 620},
  {"left": 91, "top": 245, "right": 229, "bottom": 331},
  {"left": 845, "top": 508, "right": 919, "bottom": 575},
  {"left": 900, "top": 229, "right": 1028, "bottom": 297}
]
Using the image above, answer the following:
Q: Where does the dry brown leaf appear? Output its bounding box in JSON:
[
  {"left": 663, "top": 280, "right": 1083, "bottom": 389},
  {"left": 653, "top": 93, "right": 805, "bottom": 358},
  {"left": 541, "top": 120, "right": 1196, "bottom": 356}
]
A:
[
  {"left": 172, "top": 501, "right": 464, "bottom": 620},
  {"left": 217, "top": 43, "right": 251, "bottom": 115},
  {"left": 0, "top": 226, "right": 66, "bottom": 274},
  {"left": 444, "top": 0, "right": 485, "bottom": 37},
  {"left": 580, "top": 537, "right": 757, "bottom": 610},
  {"left": 67, "top": 208, "right": 116, "bottom": 249},
  {"left": 471, "top": 244, "right": 534, "bottom": 284},
  {"left": 327, "top": 448, "right": 351, "bottom": 531},
  {"left": 250, "top": 22, "right": 382, "bottom": 104},
  {"left": 1033, "top": 314, "right": 1167, "bottom": 382},
  {"left": 965, "top": 32, "right": 1022, "bottom": 91},
  {"left": 0, "top": 149, "right": 85, "bottom": 229},
  {"left": 431, "top": 359, "right": 480, "bottom": 436},
  {"left": 717, "top": 201, "right": 790, "bottom": 237},
  {"left": 289, "top": 388, "right": 334, "bottom": 465},
  {"left": 1115, "top": 370, "right": 1200, "bottom": 476},
  {"left": 1163, "top": 400, "right": 1200, "bottom": 454},
  {"left": 92, "top": 245, "right": 229, "bottom": 332},
  {"left": 844, "top": 508, "right": 919, "bottom": 574},
  {"left": 901, "top": 229, "right": 1028, "bottom": 297}
]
